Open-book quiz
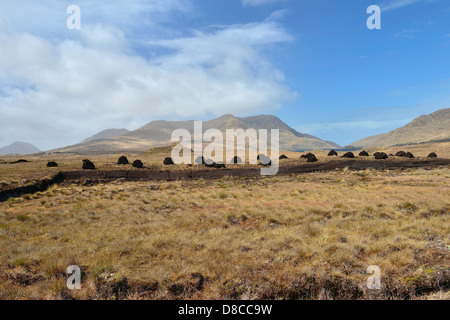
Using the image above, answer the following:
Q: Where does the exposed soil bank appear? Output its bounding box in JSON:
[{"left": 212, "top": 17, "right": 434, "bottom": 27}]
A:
[
  {"left": 60, "top": 159, "right": 450, "bottom": 181},
  {"left": 1, "top": 159, "right": 449, "bottom": 202},
  {"left": 0, "top": 173, "right": 64, "bottom": 202}
]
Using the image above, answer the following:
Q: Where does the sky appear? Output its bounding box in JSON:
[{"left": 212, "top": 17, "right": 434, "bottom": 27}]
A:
[{"left": 0, "top": 0, "right": 449, "bottom": 150}]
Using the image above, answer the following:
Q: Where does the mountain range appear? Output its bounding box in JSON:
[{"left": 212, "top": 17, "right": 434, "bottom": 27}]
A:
[
  {"left": 2, "top": 109, "right": 448, "bottom": 155},
  {"left": 350, "top": 108, "right": 450, "bottom": 148},
  {"left": 50, "top": 114, "right": 341, "bottom": 154}
]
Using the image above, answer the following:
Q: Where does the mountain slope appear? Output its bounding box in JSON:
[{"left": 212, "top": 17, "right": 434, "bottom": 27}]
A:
[
  {"left": 51, "top": 114, "right": 341, "bottom": 154},
  {"left": 0, "top": 142, "right": 41, "bottom": 156},
  {"left": 350, "top": 108, "right": 450, "bottom": 148},
  {"left": 83, "top": 129, "right": 130, "bottom": 143}
]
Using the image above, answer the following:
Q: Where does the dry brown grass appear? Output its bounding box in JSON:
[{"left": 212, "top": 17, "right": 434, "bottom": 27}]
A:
[{"left": 0, "top": 156, "right": 448, "bottom": 300}]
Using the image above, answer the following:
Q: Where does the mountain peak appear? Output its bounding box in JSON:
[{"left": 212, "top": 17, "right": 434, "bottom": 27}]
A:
[
  {"left": 0, "top": 141, "right": 41, "bottom": 156},
  {"left": 217, "top": 114, "right": 236, "bottom": 119}
]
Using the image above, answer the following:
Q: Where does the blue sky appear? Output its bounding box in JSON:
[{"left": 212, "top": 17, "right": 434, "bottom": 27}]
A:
[{"left": 0, "top": 0, "right": 449, "bottom": 149}]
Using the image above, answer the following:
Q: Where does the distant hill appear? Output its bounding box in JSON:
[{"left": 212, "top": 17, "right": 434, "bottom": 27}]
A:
[
  {"left": 350, "top": 108, "right": 450, "bottom": 148},
  {"left": 0, "top": 141, "right": 41, "bottom": 156},
  {"left": 51, "top": 114, "right": 341, "bottom": 154},
  {"left": 83, "top": 129, "right": 130, "bottom": 143}
]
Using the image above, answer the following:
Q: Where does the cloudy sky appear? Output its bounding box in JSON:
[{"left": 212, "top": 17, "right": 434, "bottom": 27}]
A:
[{"left": 0, "top": 0, "right": 449, "bottom": 150}]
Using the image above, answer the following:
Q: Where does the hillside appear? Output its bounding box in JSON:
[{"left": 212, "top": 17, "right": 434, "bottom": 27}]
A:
[
  {"left": 350, "top": 108, "right": 450, "bottom": 148},
  {"left": 83, "top": 129, "right": 130, "bottom": 143},
  {"left": 50, "top": 114, "right": 341, "bottom": 154},
  {"left": 0, "top": 142, "right": 41, "bottom": 156}
]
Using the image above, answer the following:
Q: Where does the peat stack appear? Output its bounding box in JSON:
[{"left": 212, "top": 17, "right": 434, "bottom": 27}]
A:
[
  {"left": 301, "top": 153, "right": 314, "bottom": 159},
  {"left": 205, "top": 159, "right": 214, "bottom": 167},
  {"left": 328, "top": 150, "right": 338, "bottom": 157},
  {"left": 230, "top": 156, "right": 243, "bottom": 164},
  {"left": 82, "top": 159, "right": 96, "bottom": 170},
  {"left": 374, "top": 152, "right": 388, "bottom": 160},
  {"left": 47, "top": 161, "right": 58, "bottom": 168},
  {"left": 163, "top": 157, "right": 175, "bottom": 165},
  {"left": 279, "top": 155, "right": 288, "bottom": 160},
  {"left": 205, "top": 160, "right": 226, "bottom": 169},
  {"left": 404, "top": 152, "right": 415, "bottom": 159},
  {"left": 301, "top": 153, "right": 318, "bottom": 163},
  {"left": 342, "top": 152, "right": 355, "bottom": 159},
  {"left": 195, "top": 156, "right": 206, "bottom": 165},
  {"left": 213, "top": 162, "right": 226, "bottom": 169},
  {"left": 10, "top": 159, "right": 29, "bottom": 164},
  {"left": 132, "top": 160, "right": 144, "bottom": 168},
  {"left": 117, "top": 156, "right": 129, "bottom": 165},
  {"left": 259, "top": 155, "right": 272, "bottom": 166},
  {"left": 427, "top": 152, "right": 438, "bottom": 158},
  {"left": 359, "top": 151, "right": 369, "bottom": 157}
]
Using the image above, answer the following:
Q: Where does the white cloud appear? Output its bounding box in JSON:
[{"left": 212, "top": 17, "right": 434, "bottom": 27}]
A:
[
  {"left": 242, "top": 0, "right": 284, "bottom": 7},
  {"left": 380, "top": 0, "right": 436, "bottom": 12},
  {"left": 393, "top": 28, "right": 418, "bottom": 39},
  {"left": 0, "top": 2, "right": 296, "bottom": 150},
  {"left": 0, "top": 0, "right": 191, "bottom": 35}
]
